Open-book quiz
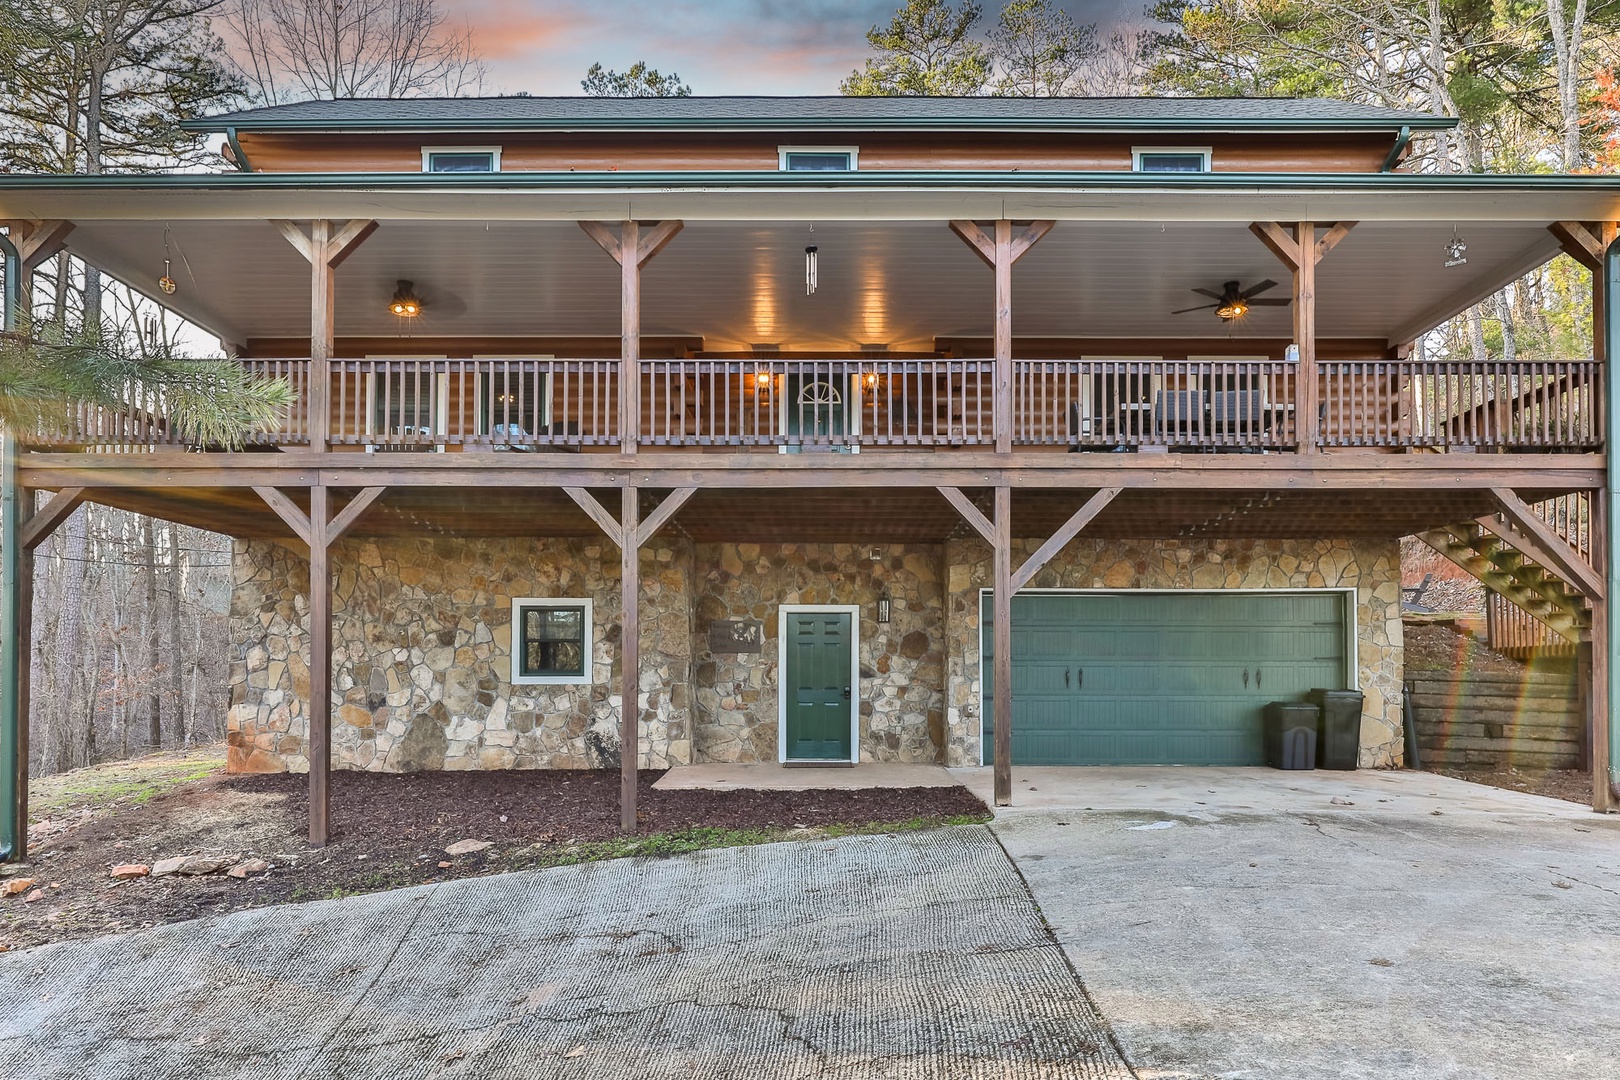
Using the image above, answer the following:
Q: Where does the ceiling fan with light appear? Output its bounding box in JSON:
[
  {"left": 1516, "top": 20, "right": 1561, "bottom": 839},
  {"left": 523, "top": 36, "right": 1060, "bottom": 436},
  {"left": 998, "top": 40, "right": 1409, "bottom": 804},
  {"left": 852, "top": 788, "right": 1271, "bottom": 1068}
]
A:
[{"left": 1173, "top": 279, "right": 1290, "bottom": 320}]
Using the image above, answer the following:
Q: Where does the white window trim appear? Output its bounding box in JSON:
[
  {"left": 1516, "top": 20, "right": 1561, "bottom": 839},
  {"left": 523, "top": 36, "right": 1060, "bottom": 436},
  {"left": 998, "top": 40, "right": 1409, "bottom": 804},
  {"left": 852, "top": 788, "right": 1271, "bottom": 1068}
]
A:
[
  {"left": 1131, "top": 146, "right": 1213, "bottom": 172},
  {"left": 511, "top": 597, "right": 594, "bottom": 685},
  {"left": 777, "top": 604, "right": 862, "bottom": 764},
  {"left": 422, "top": 145, "right": 503, "bottom": 173},
  {"left": 778, "top": 145, "right": 860, "bottom": 171},
  {"left": 973, "top": 587, "right": 1359, "bottom": 766}
]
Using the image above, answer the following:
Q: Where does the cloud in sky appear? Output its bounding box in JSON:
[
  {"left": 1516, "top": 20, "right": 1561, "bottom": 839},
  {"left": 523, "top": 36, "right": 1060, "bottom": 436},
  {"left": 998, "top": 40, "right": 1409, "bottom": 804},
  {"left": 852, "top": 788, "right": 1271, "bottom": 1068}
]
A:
[{"left": 456, "top": 0, "right": 1156, "bottom": 96}]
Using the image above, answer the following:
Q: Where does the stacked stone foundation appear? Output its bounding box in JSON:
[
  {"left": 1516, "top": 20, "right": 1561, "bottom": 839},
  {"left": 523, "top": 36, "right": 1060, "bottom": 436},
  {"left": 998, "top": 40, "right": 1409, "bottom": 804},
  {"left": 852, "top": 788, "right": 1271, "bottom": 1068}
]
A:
[{"left": 229, "top": 536, "right": 1403, "bottom": 772}]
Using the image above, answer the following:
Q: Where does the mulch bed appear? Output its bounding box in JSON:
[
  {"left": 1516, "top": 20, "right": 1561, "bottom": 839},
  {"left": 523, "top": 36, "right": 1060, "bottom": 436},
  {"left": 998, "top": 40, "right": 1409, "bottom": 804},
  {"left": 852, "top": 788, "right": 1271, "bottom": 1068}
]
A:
[
  {"left": 2, "top": 769, "right": 988, "bottom": 952},
  {"left": 1425, "top": 766, "right": 1594, "bottom": 806},
  {"left": 246, "top": 769, "right": 991, "bottom": 845}
]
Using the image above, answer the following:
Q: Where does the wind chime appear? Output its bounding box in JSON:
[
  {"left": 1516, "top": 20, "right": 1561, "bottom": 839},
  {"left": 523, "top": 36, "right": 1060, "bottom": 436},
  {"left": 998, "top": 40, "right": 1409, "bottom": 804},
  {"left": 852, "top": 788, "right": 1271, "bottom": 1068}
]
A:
[
  {"left": 805, "top": 223, "right": 818, "bottom": 295},
  {"left": 158, "top": 227, "right": 177, "bottom": 294}
]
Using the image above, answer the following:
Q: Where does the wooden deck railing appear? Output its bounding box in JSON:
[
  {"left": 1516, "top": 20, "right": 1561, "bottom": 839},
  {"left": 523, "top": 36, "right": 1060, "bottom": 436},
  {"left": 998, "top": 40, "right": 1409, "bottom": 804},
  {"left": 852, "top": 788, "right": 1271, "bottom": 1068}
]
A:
[
  {"left": 330, "top": 358, "right": 618, "bottom": 449},
  {"left": 21, "top": 356, "right": 1606, "bottom": 455},
  {"left": 1012, "top": 359, "right": 1299, "bottom": 450},
  {"left": 641, "top": 359, "right": 993, "bottom": 448},
  {"left": 1327, "top": 359, "right": 1602, "bottom": 450}
]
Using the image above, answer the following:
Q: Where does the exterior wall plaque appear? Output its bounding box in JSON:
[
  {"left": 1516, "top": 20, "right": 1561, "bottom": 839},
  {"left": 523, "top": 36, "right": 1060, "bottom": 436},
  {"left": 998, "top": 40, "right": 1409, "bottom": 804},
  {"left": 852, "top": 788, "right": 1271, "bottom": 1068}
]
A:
[{"left": 709, "top": 619, "right": 764, "bottom": 654}]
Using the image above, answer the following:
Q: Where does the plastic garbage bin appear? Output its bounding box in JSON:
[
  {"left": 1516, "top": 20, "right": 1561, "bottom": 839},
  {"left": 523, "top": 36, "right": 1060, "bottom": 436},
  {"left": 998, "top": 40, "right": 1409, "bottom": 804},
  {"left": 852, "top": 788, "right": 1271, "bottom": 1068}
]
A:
[
  {"left": 1263, "top": 701, "right": 1319, "bottom": 771},
  {"left": 1309, "top": 688, "right": 1364, "bottom": 771}
]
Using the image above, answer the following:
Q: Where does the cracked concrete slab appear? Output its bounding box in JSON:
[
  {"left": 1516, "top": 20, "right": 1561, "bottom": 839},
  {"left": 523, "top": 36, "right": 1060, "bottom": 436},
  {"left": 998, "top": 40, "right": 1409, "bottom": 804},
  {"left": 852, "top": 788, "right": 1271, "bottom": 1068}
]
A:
[
  {"left": 996, "top": 805, "right": 1620, "bottom": 1080},
  {"left": 0, "top": 827, "right": 1132, "bottom": 1079}
]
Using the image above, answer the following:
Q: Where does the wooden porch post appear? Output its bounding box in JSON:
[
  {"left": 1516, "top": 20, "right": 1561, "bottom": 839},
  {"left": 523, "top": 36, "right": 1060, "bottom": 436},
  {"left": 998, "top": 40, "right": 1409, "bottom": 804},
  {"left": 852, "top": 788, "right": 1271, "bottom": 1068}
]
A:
[
  {"left": 620, "top": 485, "right": 640, "bottom": 832},
  {"left": 992, "top": 485, "right": 1013, "bottom": 806},
  {"left": 995, "top": 221, "right": 1013, "bottom": 454},
  {"left": 948, "top": 220, "right": 1053, "bottom": 453},
  {"left": 307, "top": 485, "right": 332, "bottom": 843},
  {"left": 621, "top": 222, "right": 640, "bottom": 456},
  {"left": 274, "top": 219, "right": 377, "bottom": 450},
  {"left": 309, "top": 222, "right": 333, "bottom": 450},
  {"left": 1294, "top": 221, "right": 1319, "bottom": 454}
]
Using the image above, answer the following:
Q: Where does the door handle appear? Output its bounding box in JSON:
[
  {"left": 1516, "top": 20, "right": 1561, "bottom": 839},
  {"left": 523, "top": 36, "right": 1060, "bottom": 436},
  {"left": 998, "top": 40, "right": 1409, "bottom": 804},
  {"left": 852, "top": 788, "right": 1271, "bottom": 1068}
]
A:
[
  {"left": 1076, "top": 667, "right": 1083, "bottom": 690},
  {"left": 842, "top": 686, "right": 851, "bottom": 700},
  {"left": 1065, "top": 668, "right": 1070, "bottom": 689},
  {"left": 1256, "top": 668, "right": 1262, "bottom": 689},
  {"left": 1242, "top": 668, "right": 1250, "bottom": 688}
]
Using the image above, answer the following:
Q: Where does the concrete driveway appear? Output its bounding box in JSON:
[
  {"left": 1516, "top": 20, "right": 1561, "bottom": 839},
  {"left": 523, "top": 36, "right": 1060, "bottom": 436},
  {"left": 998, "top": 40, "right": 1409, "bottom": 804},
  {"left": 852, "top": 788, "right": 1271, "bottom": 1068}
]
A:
[
  {"left": 984, "top": 768, "right": 1620, "bottom": 1080},
  {"left": 0, "top": 827, "right": 1129, "bottom": 1080}
]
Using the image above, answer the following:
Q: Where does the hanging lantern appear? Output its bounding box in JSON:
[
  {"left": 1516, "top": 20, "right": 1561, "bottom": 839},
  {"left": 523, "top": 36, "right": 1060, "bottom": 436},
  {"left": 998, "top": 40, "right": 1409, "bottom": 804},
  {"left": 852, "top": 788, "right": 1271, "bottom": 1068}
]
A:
[
  {"left": 805, "top": 245, "right": 818, "bottom": 295},
  {"left": 158, "top": 260, "right": 177, "bottom": 295}
]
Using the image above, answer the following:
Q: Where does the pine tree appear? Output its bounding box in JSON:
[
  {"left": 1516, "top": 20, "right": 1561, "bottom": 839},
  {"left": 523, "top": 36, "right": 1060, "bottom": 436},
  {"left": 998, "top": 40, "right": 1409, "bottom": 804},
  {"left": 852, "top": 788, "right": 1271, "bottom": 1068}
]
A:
[{"left": 841, "top": 0, "right": 992, "bottom": 96}]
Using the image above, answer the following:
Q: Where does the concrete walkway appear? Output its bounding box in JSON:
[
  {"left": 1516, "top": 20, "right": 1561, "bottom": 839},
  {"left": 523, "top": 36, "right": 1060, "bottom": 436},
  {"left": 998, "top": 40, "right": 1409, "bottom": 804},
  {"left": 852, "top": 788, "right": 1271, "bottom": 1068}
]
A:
[
  {"left": 952, "top": 765, "right": 1600, "bottom": 819},
  {"left": 995, "top": 794, "right": 1620, "bottom": 1080},
  {"left": 0, "top": 828, "right": 1129, "bottom": 1080},
  {"left": 653, "top": 762, "right": 960, "bottom": 790}
]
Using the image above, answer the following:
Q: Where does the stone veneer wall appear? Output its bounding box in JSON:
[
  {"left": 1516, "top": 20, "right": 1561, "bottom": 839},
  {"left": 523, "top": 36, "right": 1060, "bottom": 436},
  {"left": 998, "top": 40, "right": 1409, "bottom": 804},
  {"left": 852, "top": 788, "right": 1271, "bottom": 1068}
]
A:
[
  {"left": 229, "top": 534, "right": 1400, "bottom": 774},
  {"left": 691, "top": 543, "right": 946, "bottom": 764},
  {"left": 228, "top": 536, "right": 693, "bottom": 773},
  {"left": 942, "top": 538, "right": 1405, "bottom": 769}
]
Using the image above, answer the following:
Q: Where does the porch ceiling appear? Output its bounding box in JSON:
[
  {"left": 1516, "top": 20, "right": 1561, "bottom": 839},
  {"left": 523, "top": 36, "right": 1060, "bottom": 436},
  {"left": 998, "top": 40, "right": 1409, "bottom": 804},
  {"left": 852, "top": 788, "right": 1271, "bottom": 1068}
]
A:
[
  {"left": 70, "top": 482, "right": 1579, "bottom": 546},
  {"left": 63, "top": 217, "right": 1564, "bottom": 352}
]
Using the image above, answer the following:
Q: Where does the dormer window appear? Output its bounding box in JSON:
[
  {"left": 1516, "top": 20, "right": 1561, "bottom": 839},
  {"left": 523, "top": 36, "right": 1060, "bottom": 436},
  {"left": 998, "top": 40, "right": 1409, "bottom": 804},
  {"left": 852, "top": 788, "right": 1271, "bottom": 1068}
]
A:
[
  {"left": 780, "top": 147, "right": 858, "bottom": 172},
  {"left": 423, "top": 147, "right": 500, "bottom": 173},
  {"left": 1133, "top": 147, "right": 1211, "bottom": 173}
]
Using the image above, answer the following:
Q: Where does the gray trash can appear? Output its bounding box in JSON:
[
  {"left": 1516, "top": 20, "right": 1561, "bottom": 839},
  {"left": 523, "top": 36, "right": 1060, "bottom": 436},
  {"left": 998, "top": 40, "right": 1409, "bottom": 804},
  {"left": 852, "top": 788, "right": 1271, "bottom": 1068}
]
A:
[
  {"left": 1309, "top": 689, "right": 1364, "bottom": 771},
  {"left": 1263, "top": 702, "right": 1319, "bottom": 771}
]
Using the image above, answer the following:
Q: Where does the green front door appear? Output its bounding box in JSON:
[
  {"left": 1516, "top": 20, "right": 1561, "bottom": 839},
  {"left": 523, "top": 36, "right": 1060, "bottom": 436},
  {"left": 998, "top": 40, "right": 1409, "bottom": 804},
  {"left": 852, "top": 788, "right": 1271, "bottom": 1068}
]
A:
[
  {"left": 784, "top": 611, "right": 854, "bottom": 760},
  {"left": 784, "top": 374, "right": 848, "bottom": 450},
  {"left": 983, "top": 592, "right": 1348, "bottom": 766}
]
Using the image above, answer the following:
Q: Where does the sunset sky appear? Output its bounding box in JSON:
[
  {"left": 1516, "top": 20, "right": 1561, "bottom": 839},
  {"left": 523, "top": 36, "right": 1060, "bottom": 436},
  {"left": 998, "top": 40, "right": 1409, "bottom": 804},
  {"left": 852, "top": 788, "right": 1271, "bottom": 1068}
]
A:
[{"left": 456, "top": 0, "right": 1155, "bottom": 96}]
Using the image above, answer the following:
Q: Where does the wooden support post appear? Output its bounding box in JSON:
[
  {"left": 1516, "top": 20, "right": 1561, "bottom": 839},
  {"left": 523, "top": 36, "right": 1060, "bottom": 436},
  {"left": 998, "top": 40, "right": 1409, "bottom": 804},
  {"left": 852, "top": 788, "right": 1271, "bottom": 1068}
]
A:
[
  {"left": 1250, "top": 221, "right": 1356, "bottom": 454},
  {"left": 309, "top": 221, "right": 333, "bottom": 450},
  {"left": 994, "top": 221, "right": 1013, "bottom": 454},
  {"left": 1593, "top": 485, "right": 1612, "bottom": 812},
  {"left": 1601, "top": 228, "right": 1620, "bottom": 811},
  {"left": 1294, "top": 222, "right": 1319, "bottom": 454},
  {"left": 308, "top": 486, "right": 332, "bottom": 844},
  {"left": 621, "top": 222, "right": 640, "bottom": 455},
  {"left": 948, "top": 220, "right": 1054, "bottom": 454},
  {"left": 620, "top": 485, "right": 640, "bottom": 832},
  {"left": 992, "top": 485, "right": 1013, "bottom": 806},
  {"left": 4, "top": 220, "right": 74, "bottom": 316},
  {"left": 274, "top": 219, "right": 377, "bottom": 450}
]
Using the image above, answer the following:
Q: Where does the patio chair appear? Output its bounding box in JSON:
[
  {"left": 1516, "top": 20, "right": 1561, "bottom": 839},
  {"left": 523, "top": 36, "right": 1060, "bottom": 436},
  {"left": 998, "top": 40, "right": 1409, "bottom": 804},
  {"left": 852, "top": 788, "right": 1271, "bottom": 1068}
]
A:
[{"left": 1153, "top": 389, "right": 1204, "bottom": 442}]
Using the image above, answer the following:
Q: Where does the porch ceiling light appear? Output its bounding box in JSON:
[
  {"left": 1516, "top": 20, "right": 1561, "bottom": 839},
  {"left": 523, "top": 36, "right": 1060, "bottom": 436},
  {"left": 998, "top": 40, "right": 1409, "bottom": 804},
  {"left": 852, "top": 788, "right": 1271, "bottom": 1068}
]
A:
[
  {"left": 1216, "top": 299, "right": 1250, "bottom": 320},
  {"left": 388, "top": 280, "right": 423, "bottom": 318}
]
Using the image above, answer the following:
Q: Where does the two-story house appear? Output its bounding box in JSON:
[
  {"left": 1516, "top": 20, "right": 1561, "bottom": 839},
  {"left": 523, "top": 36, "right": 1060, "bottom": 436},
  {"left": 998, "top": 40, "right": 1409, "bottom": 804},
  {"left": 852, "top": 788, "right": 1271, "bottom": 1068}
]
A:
[{"left": 1, "top": 96, "right": 1615, "bottom": 849}]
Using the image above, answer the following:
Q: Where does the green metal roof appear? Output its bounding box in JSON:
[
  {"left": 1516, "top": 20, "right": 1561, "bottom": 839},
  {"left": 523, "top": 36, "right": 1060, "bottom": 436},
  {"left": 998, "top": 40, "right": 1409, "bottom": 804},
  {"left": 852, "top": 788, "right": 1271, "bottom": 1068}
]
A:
[
  {"left": 181, "top": 95, "right": 1457, "bottom": 135},
  {"left": 0, "top": 169, "right": 1607, "bottom": 193}
]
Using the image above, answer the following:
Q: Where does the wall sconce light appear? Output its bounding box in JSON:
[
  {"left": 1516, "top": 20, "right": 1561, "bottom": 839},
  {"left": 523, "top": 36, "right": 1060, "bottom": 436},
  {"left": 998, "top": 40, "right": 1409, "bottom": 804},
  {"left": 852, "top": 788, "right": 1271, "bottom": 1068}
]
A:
[
  {"left": 862, "top": 371, "right": 880, "bottom": 392},
  {"left": 388, "top": 280, "right": 423, "bottom": 318},
  {"left": 754, "top": 371, "right": 773, "bottom": 391},
  {"left": 877, "top": 591, "right": 892, "bottom": 624}
]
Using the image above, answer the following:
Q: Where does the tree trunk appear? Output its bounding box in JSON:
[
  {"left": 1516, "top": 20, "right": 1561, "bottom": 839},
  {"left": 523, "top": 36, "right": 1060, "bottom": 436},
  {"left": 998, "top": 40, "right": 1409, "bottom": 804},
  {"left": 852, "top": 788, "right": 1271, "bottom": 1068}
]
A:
[
  {"left": 144, "top": 515, "right": 161, "bottom": 750},
  {"left": 1546, "top": 0, "right": 1588, "bottom": 171}
]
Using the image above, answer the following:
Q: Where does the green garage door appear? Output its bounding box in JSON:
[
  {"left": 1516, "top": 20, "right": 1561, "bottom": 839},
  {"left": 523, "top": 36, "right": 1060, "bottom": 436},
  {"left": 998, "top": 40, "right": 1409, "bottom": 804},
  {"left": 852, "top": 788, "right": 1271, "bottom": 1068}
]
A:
[{"left": 982, "top": 592, "right": 1348, "bottom": 766}]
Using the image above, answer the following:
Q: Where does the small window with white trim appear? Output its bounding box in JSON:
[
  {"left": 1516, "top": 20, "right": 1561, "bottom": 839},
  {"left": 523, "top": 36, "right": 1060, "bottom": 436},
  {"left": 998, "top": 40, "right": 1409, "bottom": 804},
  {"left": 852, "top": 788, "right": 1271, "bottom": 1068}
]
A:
[
  {"left": 423, "top": 147, "right": 501, "bottom": 173},
  {"left": 1132, "top": 147, "right": 1211, "bottom": 173},
  {"left": 779, "top": 146, "right": 858, "bottom": 171},
  {"left": 512, "top": 598, "right": 593, "bottom": 685}
]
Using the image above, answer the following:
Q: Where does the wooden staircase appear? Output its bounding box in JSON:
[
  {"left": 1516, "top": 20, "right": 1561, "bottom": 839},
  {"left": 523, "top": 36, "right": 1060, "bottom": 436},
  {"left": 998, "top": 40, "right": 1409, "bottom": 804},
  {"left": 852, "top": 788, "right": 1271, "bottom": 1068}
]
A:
[{"left": 1418, "top": 519, "right": 1590, "bottom": 645}]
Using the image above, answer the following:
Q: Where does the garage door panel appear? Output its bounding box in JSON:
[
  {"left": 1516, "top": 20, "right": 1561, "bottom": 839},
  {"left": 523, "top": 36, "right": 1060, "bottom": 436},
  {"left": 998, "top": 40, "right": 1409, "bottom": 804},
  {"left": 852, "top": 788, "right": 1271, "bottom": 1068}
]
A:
[{"left": 984, "top": 591, "right": 1349, "bottom": 766}]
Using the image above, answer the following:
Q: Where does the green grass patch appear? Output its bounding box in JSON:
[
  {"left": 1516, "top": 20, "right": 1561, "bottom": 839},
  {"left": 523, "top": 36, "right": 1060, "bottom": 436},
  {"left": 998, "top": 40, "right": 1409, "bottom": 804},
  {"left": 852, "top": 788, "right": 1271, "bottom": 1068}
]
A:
[{"left": 29, "top": 747, "right": 226, "bottom": 822}]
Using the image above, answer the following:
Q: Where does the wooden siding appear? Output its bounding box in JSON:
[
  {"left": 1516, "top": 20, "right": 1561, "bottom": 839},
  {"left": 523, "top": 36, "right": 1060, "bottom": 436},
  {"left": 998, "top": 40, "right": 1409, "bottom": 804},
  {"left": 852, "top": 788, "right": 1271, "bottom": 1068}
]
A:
[{"left": 233, "top": 131, "right": 1399, "bottom": 174}]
